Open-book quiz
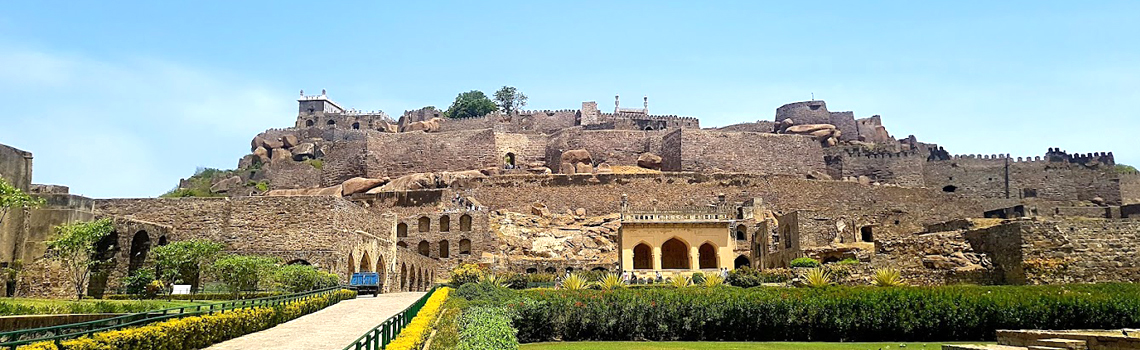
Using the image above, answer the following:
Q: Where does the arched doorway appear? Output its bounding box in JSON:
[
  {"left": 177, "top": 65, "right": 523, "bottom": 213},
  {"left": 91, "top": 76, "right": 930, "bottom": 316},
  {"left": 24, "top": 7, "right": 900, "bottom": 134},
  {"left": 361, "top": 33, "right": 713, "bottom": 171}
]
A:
[
  {"left": 698, "top": 243, "right": 718, "bottom": 269},
  {"left": 459, "top": 239, "right": 471, "bottom": 254},
  {"left": 734, "top": 255, "right": 751, "bottom": 269},
  {"left": 377, "top": 255, "right": 386, "bottom": 288},
  {"left": 286, "top": 259, "right": 311, "bottom": 265},
  {"left": 400, "top": 263, "right": 407, "bottom": 290},
  {"left": 397, "top": 223, "right": 408, "bottom": 237},
  {"left": 439, "top": 240, "right": 450, "bottom": 258},
  {"left": 505, "top": 152, "right": 516, "bottom": 168},
  {"left": 87, "top": 231, "right": 120, "bottom": 298},
  {"left": 348, "top": 252, "right": 356, "bottom": 275},
  {"left": 128, "top": 231, "right": 151, "bottom": 274},
  {"left": 632, "top": 243, "right": 652, "bottom": 269},
  {"left": 359, "top": 251, "right": 372, "bottom": 272},
  {"left": 418, "top": 241, "right": 430, "bottom": 256},
  {"left": 418, "top": 217, "right": 430, "bottom": 232},
  {"left": 660, "top": 238, "right": 690, "bottom": 270},
  {"left": 460, "top": 215, "right": 472, "bottom": 231},
  {"left": 735, "top": 225, "right": 747, "bottom": 241},
  {"left": 409, "top": 266, "right": 417, "bottom": 291},
  {"left": 860, "top": 226, "right": 874, "bottom": 242},
  {"left": 439, "top": 216, "right": 450, "bottom": 232}
]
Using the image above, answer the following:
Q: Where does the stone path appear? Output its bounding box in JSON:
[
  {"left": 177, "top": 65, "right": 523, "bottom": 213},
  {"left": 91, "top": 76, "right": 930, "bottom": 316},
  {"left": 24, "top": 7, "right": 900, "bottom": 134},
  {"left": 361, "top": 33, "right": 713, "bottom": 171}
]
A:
[{"left": 206, "top": 292, "right": 427, "bottom": 350}]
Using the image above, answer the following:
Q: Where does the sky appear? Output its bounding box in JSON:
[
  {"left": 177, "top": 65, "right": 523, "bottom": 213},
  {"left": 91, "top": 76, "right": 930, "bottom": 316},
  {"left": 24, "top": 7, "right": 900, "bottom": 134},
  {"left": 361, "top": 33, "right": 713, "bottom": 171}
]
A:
[{"left": 0, "top": 1, "right": 1137, "bottom": 198}]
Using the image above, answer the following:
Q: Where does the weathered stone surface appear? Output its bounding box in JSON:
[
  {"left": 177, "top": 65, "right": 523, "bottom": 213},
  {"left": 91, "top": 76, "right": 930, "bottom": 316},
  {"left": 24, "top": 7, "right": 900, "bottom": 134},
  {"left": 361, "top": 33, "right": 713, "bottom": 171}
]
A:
[
  {"left": 281, "top": 134, "right": 300, "bottom": 149},
  {"left": 253, "top": 147, "right": 270, "bottom": 163},
  {"left": 636, "top": 153, "right": 662, "bottom": 170},
  {"left": 807, "top": 170, "right": 832, "bottom": 181},
  {"left": 341, "top": 177, "right": 389, "bottom": 195},
  {"left": 262, "top": 137, "right": 284, "bottom": 150},
  {"left": 292, "top": 143, "right": 316, "bottom": 161},
  {"left": 595, "top": 163, "right": 612, "bottom": 174},
  {"left": 210, "top": 176, "right": 242, "bottom": 193},
  {"left": 527, "top": 166, "right": 552, "bottom": 174},
  {"left": 251, "top": 136, "right": 266, "bottom": 152},
  {"left": 264, "top": 185, "right": 343, "bottom": 196},
  {"left": 785, "top": 124, "right": 836, "bottom": 134},
  {"left": 560, "top": 162, "right": 575, "bottom": 174},
  {"left": 270, "top": 148, "right": 292, "bottom": 163},
  {"left": 560, "top": 149, "right": 592, "bottom": 168},
  {"left": 531, "top": 203, "right": 551, "bottom": 217},
  {"left": 575, "top": 162, "right": 594, "bottom": 174}
]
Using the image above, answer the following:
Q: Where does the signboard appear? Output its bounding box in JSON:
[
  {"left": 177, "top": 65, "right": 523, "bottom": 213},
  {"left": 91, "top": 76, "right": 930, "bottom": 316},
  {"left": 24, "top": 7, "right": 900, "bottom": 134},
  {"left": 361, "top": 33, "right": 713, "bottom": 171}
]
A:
[{"left": 172, "top": 284, "right": 192, "bottom": 295}]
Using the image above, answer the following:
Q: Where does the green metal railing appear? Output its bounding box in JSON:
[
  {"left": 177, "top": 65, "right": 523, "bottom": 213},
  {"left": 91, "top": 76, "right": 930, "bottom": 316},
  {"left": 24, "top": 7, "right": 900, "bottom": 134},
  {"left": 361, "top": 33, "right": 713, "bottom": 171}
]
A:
[
  {"left": 343, "top": 286, "right": 439, "bottom": 350},
  {"left": 0, "top": 286, "right": 344, "bottom": 349}
]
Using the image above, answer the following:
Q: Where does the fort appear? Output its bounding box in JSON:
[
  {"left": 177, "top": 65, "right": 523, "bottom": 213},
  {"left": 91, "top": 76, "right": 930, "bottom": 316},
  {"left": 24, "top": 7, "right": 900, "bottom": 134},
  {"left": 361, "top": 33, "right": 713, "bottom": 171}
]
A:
[{"left": 2, "top": 90, "right": 1139, "bottom": 297}]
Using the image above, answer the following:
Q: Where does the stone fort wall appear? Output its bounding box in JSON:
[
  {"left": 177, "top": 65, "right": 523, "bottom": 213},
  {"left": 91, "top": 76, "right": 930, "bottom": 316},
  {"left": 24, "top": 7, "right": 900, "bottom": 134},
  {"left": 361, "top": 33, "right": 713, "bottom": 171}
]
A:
[
  {"left": 545, "top": 129, "right": 665, "bottom": 169},
  {"left": 1118, "top": 172, "right": 1140, "bottom": 205},
  {"left": 828, "top": 149, "right": 925, "bottom": 187},
  {"left": 923, "top": 154, "right": 1122, "bottom": 205},
  {"left": 966, "top": 219, "right": 1140, "bottom": 285},
  {"left": 664, "top": 129, "right": 826, "bottom": 175}
]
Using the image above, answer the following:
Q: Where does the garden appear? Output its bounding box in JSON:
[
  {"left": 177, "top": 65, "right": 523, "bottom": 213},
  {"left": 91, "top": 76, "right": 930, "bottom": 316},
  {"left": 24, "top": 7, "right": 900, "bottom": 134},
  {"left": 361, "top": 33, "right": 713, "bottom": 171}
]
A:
[{"left": 402, "top": 263, "right": 1140, "bottom": 350}]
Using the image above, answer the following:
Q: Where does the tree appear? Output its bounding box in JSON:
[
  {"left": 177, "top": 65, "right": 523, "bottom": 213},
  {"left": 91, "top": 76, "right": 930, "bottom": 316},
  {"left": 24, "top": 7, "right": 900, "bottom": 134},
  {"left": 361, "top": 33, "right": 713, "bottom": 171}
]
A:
[
  {"left": 150, "top": 239, "right": 224, "bottom": 294},
  {"left": 0, "top": 177, "right": 44, "bottom": 227},
  {"left": 273, "top": 264, "right": 339, "bottom": 293},
  {"left": 493, "top": 86, "right": 528, "bottom": 115},
  {"left": 1116, "top": 164, "right": 1138, "bottom": 174},
  {"left": 45, "top": 219, "right": 113, "bottom": 300},
  {"left": 445, "top": 90, "right": 497, "bottom": 119},
  {"left": 210, "top": 254, "right": 279, "bottom": 297}
]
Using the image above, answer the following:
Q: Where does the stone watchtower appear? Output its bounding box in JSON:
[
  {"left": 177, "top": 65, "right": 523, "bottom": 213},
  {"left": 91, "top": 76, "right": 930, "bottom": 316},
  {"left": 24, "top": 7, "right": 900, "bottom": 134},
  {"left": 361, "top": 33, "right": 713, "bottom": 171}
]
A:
[{"left": 296, "top": 89, "right": 346, "bottom": 127}]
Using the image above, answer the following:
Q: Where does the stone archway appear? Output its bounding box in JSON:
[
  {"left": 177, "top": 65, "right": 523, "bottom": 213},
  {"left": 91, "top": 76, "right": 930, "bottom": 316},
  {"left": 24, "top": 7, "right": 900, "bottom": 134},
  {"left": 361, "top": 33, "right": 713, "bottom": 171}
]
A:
[
  {"left": 439, "top": 240, "right": 450, "bottom": 258},
  {"left": 633, "top": 243, "right": 652, "bottom": 270},
  {"left": 460, "top": 215, "right": 472, "bottom": 231},
  {"left": 698, "top": 242, "right": 718, "bottom": 269},
  {"left": 735, "top": 225, "right": 747, "bottom": 241},
  {"left": 418, "top": 241, "right": 430, "bottom": 256},
  {"left": 400, "top": 263, "right": 407, "bottom": 291},
  {"left": 660, "top": 237, "right": 690, "bottom": 270},
  {"left": 359, "top": 251, "right": 372, "bottom": 272},
  {"left": 734, "top": 255, "right": 751, "bottom": 269},
  {"left": 348, "top": 252, "right": 356, "bottom": 275},
  {"left": 128, "top": 231, "right": 151, "bottom": 274},
  {"left": 87, "top": 231, "right": 120, "bottom": 298},
  {"left": 376, "top": 255, "right": 386, "bottom": 289}
]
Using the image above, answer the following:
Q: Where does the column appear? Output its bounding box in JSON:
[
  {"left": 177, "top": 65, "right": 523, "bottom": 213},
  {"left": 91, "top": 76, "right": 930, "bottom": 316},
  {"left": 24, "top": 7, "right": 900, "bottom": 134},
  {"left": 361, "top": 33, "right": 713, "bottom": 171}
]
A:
[
  {"left": 652, "top": 246, "right": 662, "bottom": 271},
  {"left": 689, "top": 245, "right": 700, "bottom": 271}
]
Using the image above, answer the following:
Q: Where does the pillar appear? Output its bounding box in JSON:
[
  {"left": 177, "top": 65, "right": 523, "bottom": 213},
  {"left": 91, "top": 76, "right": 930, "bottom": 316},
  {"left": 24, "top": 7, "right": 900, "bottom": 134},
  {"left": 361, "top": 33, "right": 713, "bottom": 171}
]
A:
[
  {"left": 689, "top": 246, "right": 701, "bottom": 271},
  {"left": 652, "top": 246, "right": 662, "bottom": 270}
]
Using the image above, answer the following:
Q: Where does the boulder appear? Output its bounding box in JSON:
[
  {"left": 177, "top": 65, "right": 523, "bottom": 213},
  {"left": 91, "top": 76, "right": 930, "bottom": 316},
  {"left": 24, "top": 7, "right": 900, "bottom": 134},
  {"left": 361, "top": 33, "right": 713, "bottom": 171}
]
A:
[
  {"left": 381, "top": 173, "right": 439, "bottom": 191},
  {"left": 637, "top": 153, "right": 663, "bottom": 170},
  {"left": 209, "top": 176, "right": 242, "bottom": 193},
  {"left": 315, "top": 185, "right": 343, "bottom": 197},
  {"left": 341, "top": 177, "right": 389, "bottom": 195},
  {"left": 261, "top": 137, "right": 284, "bottom": 150},
  {"left": 575, "top": 162, "right": 594, "bottom": 174},
  {"left": 379, "top": 121, "right": 399, "bottom": 133},
  {"left": 806, "top": 170, "right": 832, "bottom": 181},
  {"left": 440, "top": 170, "right": 487, "bottom": 185},
  {"left": 559, "top": 150, "right": 592, "bottom": 168},
  {"left": 595, "top": 163, "right": 613, "bottom": 174},
  {"left": 292, "top": 143, "right": 316, "bottom": 161},
  {"left": 776, "top": 118, "right": 795, "bottom": 133},
  {"left": 479, "top": 167, "right": 501, "bottom": 176},
  {"left": 402, "top": 121, "right": 428, "bottom": 132},
  {"left": 526, "top": 161, "right": 545, "bottom": 169},
  {"left": 574, "top": 208, "right": 587, "bottom": 217},
  {"left": 531, "top": 203, "right": 551, "bottom": 217},
  {"left": 560, "top": 162, "right": 576, "bottom": 174},
  {"left": 1091, "top": 197, "right": 1106, "bottom": 206},
  {"left": 857, "top": 176, "right": 871, "bottom": 185},
  {"left": 238, "top": 154, "right": 258, "bottom": 169},
  {"left": 527, "top": 167, "right": 552, "bottom": 174},
  {"left": 785, "top": 124, "right": 836, "bottom": 134},
  {"left": 251, "top": 136, "right": 266, "bottom": 152},
  {"left": 270, "top": 148, "right": 292, "bottom": 163},
  {"left": 253, "top": 147, "right": 270, "bottom": 163},
  {"left": 425, "top": 117, "right": 443, "bottom": 132},
  {"left": 281, "top": 134, "right": 300, "bottom": 149}
]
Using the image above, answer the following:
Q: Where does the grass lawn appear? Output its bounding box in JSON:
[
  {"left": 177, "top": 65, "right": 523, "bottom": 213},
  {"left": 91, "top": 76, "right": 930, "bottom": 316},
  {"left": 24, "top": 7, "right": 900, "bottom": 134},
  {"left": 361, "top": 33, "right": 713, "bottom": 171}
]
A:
[
  {"left": 520, "top": 341, "right": 989, "bottom": 350},
  {"left": 0, "top": 297, "right": 216, "bottom": 316}
]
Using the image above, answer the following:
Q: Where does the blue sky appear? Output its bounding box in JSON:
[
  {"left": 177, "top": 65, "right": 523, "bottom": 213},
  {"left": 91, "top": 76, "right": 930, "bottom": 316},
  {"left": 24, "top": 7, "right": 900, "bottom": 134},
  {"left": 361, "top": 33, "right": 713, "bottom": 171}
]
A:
[{"left": 1, "top": 1, "right": 1137, "bottom": 198}]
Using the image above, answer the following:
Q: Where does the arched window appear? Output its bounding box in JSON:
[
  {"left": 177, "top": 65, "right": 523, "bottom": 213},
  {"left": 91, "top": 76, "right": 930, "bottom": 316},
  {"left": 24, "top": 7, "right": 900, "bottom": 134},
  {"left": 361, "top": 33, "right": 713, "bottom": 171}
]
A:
[
  {"left": 157, "top": 235, "right": 168, "bottom": 246},
  {"left": 397, "top": 223, "right": 408, "bottom": 237},
  {"left": 734, "top": 255, "right": 751, "bottom": 269},
  {"left": 128, "top": 231, "right": 151, "bottom": 274},
  {"left": 661, "top": 238, "right": 690, "bottom": 270},
  {"left": 352, "top": 122, "right": 360, "bottom": 130},
  {"left": 400, "top": 263, "right": 407, "bottom": 290},
  {"left": 735, "top": 225, "right": 747, "bottom": 241},
  {"left": 305, "top": 119, "right": 314, "bottom": 127},
  {"left": 397, "top": 241, "right": 408, "bottom": 248},
  {"left": 459, "top": 239, "right": 471, "bottom": 254},
  {"left": 544, "top": 267, "right": 557, "bottom": 274},
  {"left": 460, "top": 215, "right": 472, "bottom": 231},
  {"left": 418, "top": 216, "right": 430, "bottom": 232},
  {"left": 439, "top": 240, "right": 450, "bottom": 258},
  {"left": 418, "top": 240, "right": 430, "bottom": 256},
  {"left": 87, "top": 231, "right": 120, "bottom": 298},
  {"left": 286, "top": 259, "right": 311, "bottom": 265},
  {"left": 698, "top": 242, "right": 718, "bottom": 269},
  {"left": 633, "top": 243, "right": 652, "bottom": 270},
  {"left": 360, "top": 251, "right": 372, "bottom": 272},
  {"left": 327, "top": 119, "right": 336, "bottom": 126},
  {"left": 439, "top": 216, "right": 450, "bottom": 232},
  {"left": 505, "top": 152, "right": 516, "bottom": 168},
  {"left": 526, "top": 268, "right": 538, "bottom": 274}
]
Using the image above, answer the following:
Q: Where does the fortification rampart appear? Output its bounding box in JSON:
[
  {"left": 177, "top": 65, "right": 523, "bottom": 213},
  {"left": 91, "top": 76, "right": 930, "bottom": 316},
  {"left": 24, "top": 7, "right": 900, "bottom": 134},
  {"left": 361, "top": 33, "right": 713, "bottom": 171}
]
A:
[
  {"left": 924, "top": 150, "right": 1122, "bottom": 204},
  {"left": 1121, "top": 171, "right": 1140, "bottom": 204},
  {"left": 828, "top": 149, "right": 924, "bottom": 186},
  {"left": 665, "top": 129, "right": 826, "bottom": 175},
  {"left": 544, "top": 128, "right": 665, "bottom": 169},
  {"left": 966, "top": 219, "right": 1140, "bottom": 284},
  {"left": 774, "top": 101, "right": 857, "bottom": 141},
  {"left": 362, "top": 129, "right": 499, "bottom": 179}
]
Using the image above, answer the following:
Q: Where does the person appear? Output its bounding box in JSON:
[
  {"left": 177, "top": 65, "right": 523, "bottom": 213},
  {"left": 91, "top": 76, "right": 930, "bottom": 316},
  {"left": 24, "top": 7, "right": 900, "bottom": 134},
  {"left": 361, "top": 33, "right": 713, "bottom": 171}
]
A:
[{"left": 655, "top": 271, "right": 663, "bottom": 283}]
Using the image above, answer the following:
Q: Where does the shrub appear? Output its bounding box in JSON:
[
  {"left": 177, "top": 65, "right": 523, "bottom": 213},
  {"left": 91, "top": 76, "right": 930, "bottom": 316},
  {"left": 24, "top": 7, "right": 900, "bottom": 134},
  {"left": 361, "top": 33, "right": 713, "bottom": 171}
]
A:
[
  {"left": 19, "top": 289, "right": 355, "bottom": 350},
  {"left": 790, "top": 257, "right": 821, "bottom": 268},
  {"left": 701, "top": 274, "right": 724, "bottom": 287},
  {"left": 456, "top": 282, "right": 515, "bottom": 304},
  {"left": 872, "top": 268, "right": 905, "bottom": 287},
  {"left": 121, "top": 270, "right": 157, "bottom": 299},
  {"left": 304, "top": 159, "right": 324, "bottom": 169},
  {"left": 526, "top": 273, "right": 554, "bottom": 283},
  {"left": 837, "top": 258, "right": 860, "bottom": 265},
  {"left": 480, "top": 273, "right": 509, "bottom": 288},
  {"left": 726, "top": 267, "right": 790, "bottom": 287},
  {"left": 690, "top": 272, "right": 706, "bottom": 285},
  {"left": 210, "top": 255, "right": 279, "bottom": 296},
  {"left": 669, "top": 275, "right": 691, "bottom": 288},
  {"left": 511, "top": 284, "right": 1140, "bottom": 343},
  {"left": 560, "top": 273, "right": 590, "bottom": 290},
  {"left": 386, "top": 288, "right": 450, "bottom": 350},
  {"left": 104, "top": 291, "right": 283, "bottom": 301},
  {"left": 803, "top": 267, "right": 831, "bottom": 288},
  {"left": 598, "top": 274, "right": 624, "bottom": 291},
  {"left": 449, "top": 264, "right": 485, "bottom": 287},
  {"left": 273, "top": 264, "right": 339, "bottom": 293},
  {"left": 457, "top": 307, "right": 519, "bottom": 350}
]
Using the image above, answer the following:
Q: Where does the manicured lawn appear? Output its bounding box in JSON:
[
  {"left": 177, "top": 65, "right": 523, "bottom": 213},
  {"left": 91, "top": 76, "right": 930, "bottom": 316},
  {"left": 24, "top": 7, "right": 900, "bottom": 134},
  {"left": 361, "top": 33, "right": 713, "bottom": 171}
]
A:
[
  {"left": 0, "top": 297, "right": 215, "bottom": 316},
  {"left": 521, "top": 341, "right": 988, "bottom": 350}
]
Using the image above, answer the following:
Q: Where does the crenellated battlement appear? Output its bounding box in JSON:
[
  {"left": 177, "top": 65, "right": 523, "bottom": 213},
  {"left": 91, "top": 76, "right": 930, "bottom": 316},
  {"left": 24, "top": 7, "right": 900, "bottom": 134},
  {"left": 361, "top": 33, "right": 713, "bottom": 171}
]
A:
[
  {"left": 843, "top": 149, "right": 920, "bottom": 159},
  {"left": 926, "top": 149, "right": 1115, "bottom": 166}
]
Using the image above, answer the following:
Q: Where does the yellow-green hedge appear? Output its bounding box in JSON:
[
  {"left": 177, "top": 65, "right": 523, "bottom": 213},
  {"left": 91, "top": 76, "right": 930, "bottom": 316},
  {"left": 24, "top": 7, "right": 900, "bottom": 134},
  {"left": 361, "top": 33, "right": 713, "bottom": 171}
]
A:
[
  {"left": 386, "top": 287, "right": 451, "bottom": 350},
  {"left": 19, "top": 289, "right": 356, "bottom": 350}
]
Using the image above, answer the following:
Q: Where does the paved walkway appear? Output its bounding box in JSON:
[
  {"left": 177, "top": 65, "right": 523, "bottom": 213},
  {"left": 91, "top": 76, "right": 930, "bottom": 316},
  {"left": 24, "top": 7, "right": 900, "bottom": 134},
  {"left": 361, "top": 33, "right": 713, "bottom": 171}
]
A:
[{"left": 206, "top": 292, "right": 427, "bottom": 350}]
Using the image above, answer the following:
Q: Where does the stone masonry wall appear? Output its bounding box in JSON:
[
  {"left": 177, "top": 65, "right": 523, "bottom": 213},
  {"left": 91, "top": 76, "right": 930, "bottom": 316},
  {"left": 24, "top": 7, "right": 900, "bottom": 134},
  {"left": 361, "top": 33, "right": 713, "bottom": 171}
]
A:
[
  {"left": 672, "top": 129, "right": 826, "bottom": 175},
  {"left": 395, "top": 210, "right": 493, "bottom": 278},
  {"left": 833, "top": 150, "right": 925, "bottom": 186},
  {"left": 924, "top": 156, "right": 1122, "bottom": 205},
  {"left": 966, "top": 219, "right": 1140, "bottom": 284},
  {"left": 1123, "top": 173, "right": 1140, "bottom": 204},
  {"left": 544, "top": 129, "right": 664, "bottom": 169},
  {"left": 362, "top": 129, "right": 498, "bottom": 179}
]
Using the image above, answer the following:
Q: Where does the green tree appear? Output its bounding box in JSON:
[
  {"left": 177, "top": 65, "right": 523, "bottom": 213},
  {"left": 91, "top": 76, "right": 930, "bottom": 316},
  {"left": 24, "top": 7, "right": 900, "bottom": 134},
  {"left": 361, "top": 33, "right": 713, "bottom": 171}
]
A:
[
  {"left": 0, "top": 177, "right": 44, "bottom": 227},
  {"left": 1116, "top": 164, "right": 1138, "bottom": 174},
  {"left": 493, "top": 86, "right": 528, "bottom": 115},
  {"left": 45, "top": 219, "right": 114, "bottom": 299},
  {"left": 150, "top": 239, "right": 225, "bottom": 294},
  {"left": 273, "top": 264, "right": 339, "bottom": 293},
  {"left": 210, "top": 254, "right": 279, "bottom": 297},
  {"left": 444, "top": 90, "right": 497, "bottom": 119}
]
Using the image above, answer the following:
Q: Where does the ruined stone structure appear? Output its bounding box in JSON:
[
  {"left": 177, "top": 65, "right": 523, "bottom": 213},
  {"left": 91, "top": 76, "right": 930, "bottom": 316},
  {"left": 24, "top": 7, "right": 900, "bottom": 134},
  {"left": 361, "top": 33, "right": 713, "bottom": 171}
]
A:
[{"left": 2, "top": 91, "right": 1137, "bottom": 297}]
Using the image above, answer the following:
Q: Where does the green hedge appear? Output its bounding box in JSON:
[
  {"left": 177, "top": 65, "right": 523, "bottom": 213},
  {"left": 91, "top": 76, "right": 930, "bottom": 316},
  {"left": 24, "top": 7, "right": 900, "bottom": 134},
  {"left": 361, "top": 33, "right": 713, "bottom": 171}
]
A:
[
  {"left": 510, "top": 284, "right": 1140, "bottom": 342},
  {"left": 458, "top": 307, "right": 518, "bottom": 350},
  {"left": 103, "top": 292, "right": 283, "bottom": 301}
]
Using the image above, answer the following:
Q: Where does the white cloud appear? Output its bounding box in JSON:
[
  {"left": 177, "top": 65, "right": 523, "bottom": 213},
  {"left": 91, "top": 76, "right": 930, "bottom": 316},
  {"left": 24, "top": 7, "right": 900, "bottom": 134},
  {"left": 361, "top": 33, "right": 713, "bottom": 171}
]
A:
[{"left": 0, "top": 45, "right": 293, "bottom": 198}]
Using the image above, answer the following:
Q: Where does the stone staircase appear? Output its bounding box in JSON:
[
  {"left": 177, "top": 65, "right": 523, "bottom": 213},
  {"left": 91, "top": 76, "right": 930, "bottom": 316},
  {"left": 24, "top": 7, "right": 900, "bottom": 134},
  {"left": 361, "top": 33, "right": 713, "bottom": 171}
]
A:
[{"left": 943, "top": 329, "right": 1140, "bottom": 350}]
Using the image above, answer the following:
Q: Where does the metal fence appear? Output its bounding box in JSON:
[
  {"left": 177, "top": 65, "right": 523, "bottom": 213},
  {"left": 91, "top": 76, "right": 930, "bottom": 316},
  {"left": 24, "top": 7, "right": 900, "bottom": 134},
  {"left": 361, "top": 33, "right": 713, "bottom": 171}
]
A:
[
  {"left": 343, "top": 286, "right": 439, "bottom": 350},
  {"left": 0, "top": 286, "right": 344, "bottom": 349}
]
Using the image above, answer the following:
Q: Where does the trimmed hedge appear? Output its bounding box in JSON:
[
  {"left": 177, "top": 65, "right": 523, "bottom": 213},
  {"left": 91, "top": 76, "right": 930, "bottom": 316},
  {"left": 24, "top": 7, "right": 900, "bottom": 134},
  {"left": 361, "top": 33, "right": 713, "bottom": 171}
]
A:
[
  {"left": 387, "top": 288, "right": 451, "bottom": 350},
  {"left": 457, "top": 307, "right": 518, "bottom": 350},
  {"left": 18, "top": 289, "right": 356, "bottom": 350},
  {"left": 103, "top": 291, "right": 283, "bottom": 301},
  {"left": 510, "top": 284, "right": 1140, "bottom": 342}
]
